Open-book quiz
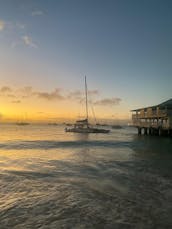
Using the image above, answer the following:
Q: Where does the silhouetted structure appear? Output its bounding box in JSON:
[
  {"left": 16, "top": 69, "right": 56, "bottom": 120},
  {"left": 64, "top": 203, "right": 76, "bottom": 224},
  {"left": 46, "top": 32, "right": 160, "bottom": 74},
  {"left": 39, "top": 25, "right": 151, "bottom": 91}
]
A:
[{"left": 131, "top": 99, "right": 172, "bottom": 136}]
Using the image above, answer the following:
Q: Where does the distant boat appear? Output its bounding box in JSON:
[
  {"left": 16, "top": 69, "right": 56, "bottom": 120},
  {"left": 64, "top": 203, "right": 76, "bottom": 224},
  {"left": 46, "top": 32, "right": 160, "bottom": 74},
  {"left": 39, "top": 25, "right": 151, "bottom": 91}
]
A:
[
  {"left": 48, "top": 123, "right": 58, "bottom": 126},
  {"left": 16, "top": 122, "right": 30, "bottom": 126},
  {"left": 111, "top": 125, "right": 122, "bottom": 129},
  {"left": 16, "top": 113, "right": 30, "bottom": 126},
  {"left": 66, "top": 123, "right": 73, "bottom": 126},
  {"left": 65, "top": 76, "right": 110, "bottom": 134},
  {"left": 96, "top": 123, "right": 109, "bottom": 127}
]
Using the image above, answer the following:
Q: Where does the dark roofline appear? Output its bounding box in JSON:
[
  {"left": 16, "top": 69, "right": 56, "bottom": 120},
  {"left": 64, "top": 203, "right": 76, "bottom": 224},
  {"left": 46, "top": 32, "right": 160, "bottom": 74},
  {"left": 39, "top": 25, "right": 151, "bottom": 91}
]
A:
[
  {"left": 131, "top": 98, "right": 172, "bottom": 112},
  {"left": 158, "top": 98, "right": 172, "bottom": 107}
]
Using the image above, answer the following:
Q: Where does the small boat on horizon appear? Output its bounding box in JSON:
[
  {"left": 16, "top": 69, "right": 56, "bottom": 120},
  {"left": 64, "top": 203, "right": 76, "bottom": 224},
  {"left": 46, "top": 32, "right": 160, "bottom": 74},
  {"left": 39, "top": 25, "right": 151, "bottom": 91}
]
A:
[
  {"left": 65, "top": 76, "right": 110, "bottom": 134},
  {"left": 111, "top": 125, "right": 123, "bottom": 129},
  {"left": 16, "top": 122, "right": 30, "bottom": 126},
  {"left": 16, "top": 113, "right": 30, "bottom": 126},
  {"left": 48, "top": 123, "right": 59, "bottom": 125}
]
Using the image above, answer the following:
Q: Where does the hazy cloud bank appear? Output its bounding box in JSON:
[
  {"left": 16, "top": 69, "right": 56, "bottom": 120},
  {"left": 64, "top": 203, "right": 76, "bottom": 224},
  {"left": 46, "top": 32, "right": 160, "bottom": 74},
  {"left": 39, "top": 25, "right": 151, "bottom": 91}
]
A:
[
  {"left": 0, "top": 86, "right": 12, "bottom": 93},
  {"left": 94, "top": 98, "right": 121, "bottom": 106},
  {"left": 36, "top": 89, "right": 65, "bottom": 101},
  {"left": 11, "top": 100, "right": 21, "bottom": 104},
  {"left": 0, "top": 86, "right": 121, "bottom": 106}
]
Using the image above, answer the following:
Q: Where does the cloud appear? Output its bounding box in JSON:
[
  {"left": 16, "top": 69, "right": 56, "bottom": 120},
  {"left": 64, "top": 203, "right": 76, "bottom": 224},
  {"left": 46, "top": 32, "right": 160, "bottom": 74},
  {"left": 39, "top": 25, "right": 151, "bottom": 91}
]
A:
[
  {"left": 22, "top": 86, "right": 33, "bottom": 93},
  {"left": 16, "top": 22, "right": 25, "bottom": 30},
  {"left": 93, "top": 97, "right": 122, "bottom": 106},
  {"left": 22, "top": 35, "right": 37, "bottom": 48},
  {"left": 88, "top": 90, "right": 99, "bottom": 96},
  {"left": 7, "top": 94, "right": 16, "bottom": 98},
  {"left": 32, "top": 10, "right": 44, "bottom": 16},
  {"left": 67, "top": 89, "right": 99, "bottom": 101},
  {"left": 0, "top": 86, "right": 12, "bottom": 93},
  {"left": 0, "top": 85, "right": 65, "bottom": 101},
  {"left": 11, "top": 100, "right": 21, "bottom": 104},
  {"left": 0, "top": 20, "right": 5, "bottom": 31},
  {"left": 0, "top": 20, "right": 39, "bottom": 50},
  {"left": 67, "top": 90, "right": 82, "bottom": 100},
  {"left": 19, "top": 86, "right": 33, "bottom": 97},
  {"left": 0, "top": 86, "right": 50, "bottom": 101},
  {"left": 0, "top": 85, "right": 121, "bottom": 109},
  {"left": 36, "top": 89, "right": 65, "bottom": 101}
]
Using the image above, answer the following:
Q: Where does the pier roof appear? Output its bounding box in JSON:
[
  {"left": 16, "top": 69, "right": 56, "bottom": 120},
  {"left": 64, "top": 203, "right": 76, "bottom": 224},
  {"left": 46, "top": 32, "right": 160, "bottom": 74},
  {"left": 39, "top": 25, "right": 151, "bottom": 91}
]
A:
[{"left": 131, "top": 99, "right": 172, "bottom": 112}]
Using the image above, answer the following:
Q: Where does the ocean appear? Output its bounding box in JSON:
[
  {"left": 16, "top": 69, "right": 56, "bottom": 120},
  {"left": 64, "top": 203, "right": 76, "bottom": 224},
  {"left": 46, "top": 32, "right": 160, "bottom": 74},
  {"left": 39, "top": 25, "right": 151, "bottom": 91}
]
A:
[{"left": 0, "top": 124, "right": 172, "bottom": 229}]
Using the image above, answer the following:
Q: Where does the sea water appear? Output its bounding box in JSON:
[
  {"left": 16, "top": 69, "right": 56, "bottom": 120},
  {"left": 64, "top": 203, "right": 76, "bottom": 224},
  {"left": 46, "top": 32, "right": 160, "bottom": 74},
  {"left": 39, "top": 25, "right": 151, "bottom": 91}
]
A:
[{"left": 0, "top": 124, "right": 172, "bottom": 229}]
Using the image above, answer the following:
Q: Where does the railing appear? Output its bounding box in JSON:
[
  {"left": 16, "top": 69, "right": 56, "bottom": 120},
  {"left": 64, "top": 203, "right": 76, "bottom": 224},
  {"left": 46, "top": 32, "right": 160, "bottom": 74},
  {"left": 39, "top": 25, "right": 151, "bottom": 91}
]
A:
[
  {"left": 132, "top": 111, "right": 167, "bottom": 119},
  {"left": 132, "top": 121, "right": 170, "bottom": 129}
]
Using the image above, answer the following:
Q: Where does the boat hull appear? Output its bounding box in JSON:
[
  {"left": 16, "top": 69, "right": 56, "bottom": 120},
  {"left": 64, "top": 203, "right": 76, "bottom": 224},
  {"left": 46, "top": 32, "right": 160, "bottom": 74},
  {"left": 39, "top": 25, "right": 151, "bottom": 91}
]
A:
[{"left": 65, "top": 127, "right": 110, "bottom": 133}]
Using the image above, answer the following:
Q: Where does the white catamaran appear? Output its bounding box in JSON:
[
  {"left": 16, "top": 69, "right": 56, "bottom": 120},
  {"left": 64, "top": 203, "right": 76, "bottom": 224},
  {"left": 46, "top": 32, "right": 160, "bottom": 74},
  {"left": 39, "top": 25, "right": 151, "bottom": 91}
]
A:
[{"left": 65, "top": 76, "right": 110, "bottom": 133}]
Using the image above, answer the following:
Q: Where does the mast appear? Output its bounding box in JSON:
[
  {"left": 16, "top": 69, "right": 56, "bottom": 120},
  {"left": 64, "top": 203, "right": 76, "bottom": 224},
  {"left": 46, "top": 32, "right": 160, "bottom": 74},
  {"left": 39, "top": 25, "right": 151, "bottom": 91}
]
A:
[{"left": 85, "top": 75, "right": 88, "bottom": 123}]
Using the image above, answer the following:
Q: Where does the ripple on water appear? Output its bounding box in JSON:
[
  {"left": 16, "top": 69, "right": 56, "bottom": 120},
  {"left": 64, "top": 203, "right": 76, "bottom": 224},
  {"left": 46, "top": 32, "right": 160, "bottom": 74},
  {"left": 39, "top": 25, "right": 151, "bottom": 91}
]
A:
[{"left": 0, "top": 125, "right": 172, "bottom": 228}]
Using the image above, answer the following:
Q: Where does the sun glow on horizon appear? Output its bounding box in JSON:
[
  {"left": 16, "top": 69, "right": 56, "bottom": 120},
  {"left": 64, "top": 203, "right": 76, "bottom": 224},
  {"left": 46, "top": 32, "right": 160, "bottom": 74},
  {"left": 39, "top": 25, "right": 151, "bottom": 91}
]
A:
[
  {"left": 0, "top": 103, "right": 130, "bottom": 124},
  {"left": 0, "top": 82, "right": 130, "bottom": 123}
]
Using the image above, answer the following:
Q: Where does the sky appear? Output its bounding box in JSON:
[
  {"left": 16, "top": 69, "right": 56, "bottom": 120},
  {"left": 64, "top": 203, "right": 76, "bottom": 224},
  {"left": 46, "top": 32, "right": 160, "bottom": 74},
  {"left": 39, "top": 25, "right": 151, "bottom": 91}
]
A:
[{"left": 0, "top": 0, "right": 172, "bottom": 123}]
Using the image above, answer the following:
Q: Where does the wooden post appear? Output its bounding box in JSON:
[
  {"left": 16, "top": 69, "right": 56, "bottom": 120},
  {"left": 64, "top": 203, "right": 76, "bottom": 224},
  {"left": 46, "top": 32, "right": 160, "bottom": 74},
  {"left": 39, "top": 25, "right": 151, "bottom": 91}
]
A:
[
  {"left": 149, "top": 127, "right": 152, "bottom": 135},
  {"left": 158, "top": 127, "right": 162, "bottom": 136},
  {"left": 167, "top": 129, "right": 170, "bottom": 136},
  {"left": 138, "top": 127, "right": 141, "bottom": 135},
  {"left": 144, "top": 127, "right": 147, "bottom": 135}
]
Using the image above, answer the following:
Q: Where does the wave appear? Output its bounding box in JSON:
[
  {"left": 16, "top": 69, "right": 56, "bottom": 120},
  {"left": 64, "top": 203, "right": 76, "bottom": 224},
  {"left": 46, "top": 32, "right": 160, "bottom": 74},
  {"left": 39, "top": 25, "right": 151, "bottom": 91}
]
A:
[{"left": 0, "top": 140, "right": 131, "bottom": 150}]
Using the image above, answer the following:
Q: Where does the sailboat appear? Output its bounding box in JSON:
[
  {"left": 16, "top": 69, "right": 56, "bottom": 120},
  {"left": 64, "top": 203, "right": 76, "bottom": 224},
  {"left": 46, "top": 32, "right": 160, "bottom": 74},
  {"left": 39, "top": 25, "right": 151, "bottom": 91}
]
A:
[
  {"left": 16, "top": 122, "right": 30, "bottom": 126},
  {"left": 65, "top": 76, "right": 110, "bottom": 133},
  {"left": 16, "top": 113, "right": 30, "bottom": 126}
]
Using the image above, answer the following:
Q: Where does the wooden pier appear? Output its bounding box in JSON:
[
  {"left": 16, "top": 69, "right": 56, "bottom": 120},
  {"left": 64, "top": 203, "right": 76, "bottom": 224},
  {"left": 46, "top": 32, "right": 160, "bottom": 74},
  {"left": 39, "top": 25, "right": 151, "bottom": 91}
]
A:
[{"left": 131, "top": 99, "right": 172, "bottom": 136}]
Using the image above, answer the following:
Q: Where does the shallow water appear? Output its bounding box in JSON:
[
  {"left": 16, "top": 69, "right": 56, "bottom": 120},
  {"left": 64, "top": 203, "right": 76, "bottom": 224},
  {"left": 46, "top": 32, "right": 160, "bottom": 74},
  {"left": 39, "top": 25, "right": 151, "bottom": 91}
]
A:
[{"left": 0, "top": 124, "right": 172, "bottom": 228}]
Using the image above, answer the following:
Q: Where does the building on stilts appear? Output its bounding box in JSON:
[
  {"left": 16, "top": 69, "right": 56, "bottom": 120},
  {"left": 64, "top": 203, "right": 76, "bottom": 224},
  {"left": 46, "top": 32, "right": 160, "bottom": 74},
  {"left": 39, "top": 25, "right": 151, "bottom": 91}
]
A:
[{"left": 131, "top": 99, "right": 172, "bottom": 136}]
